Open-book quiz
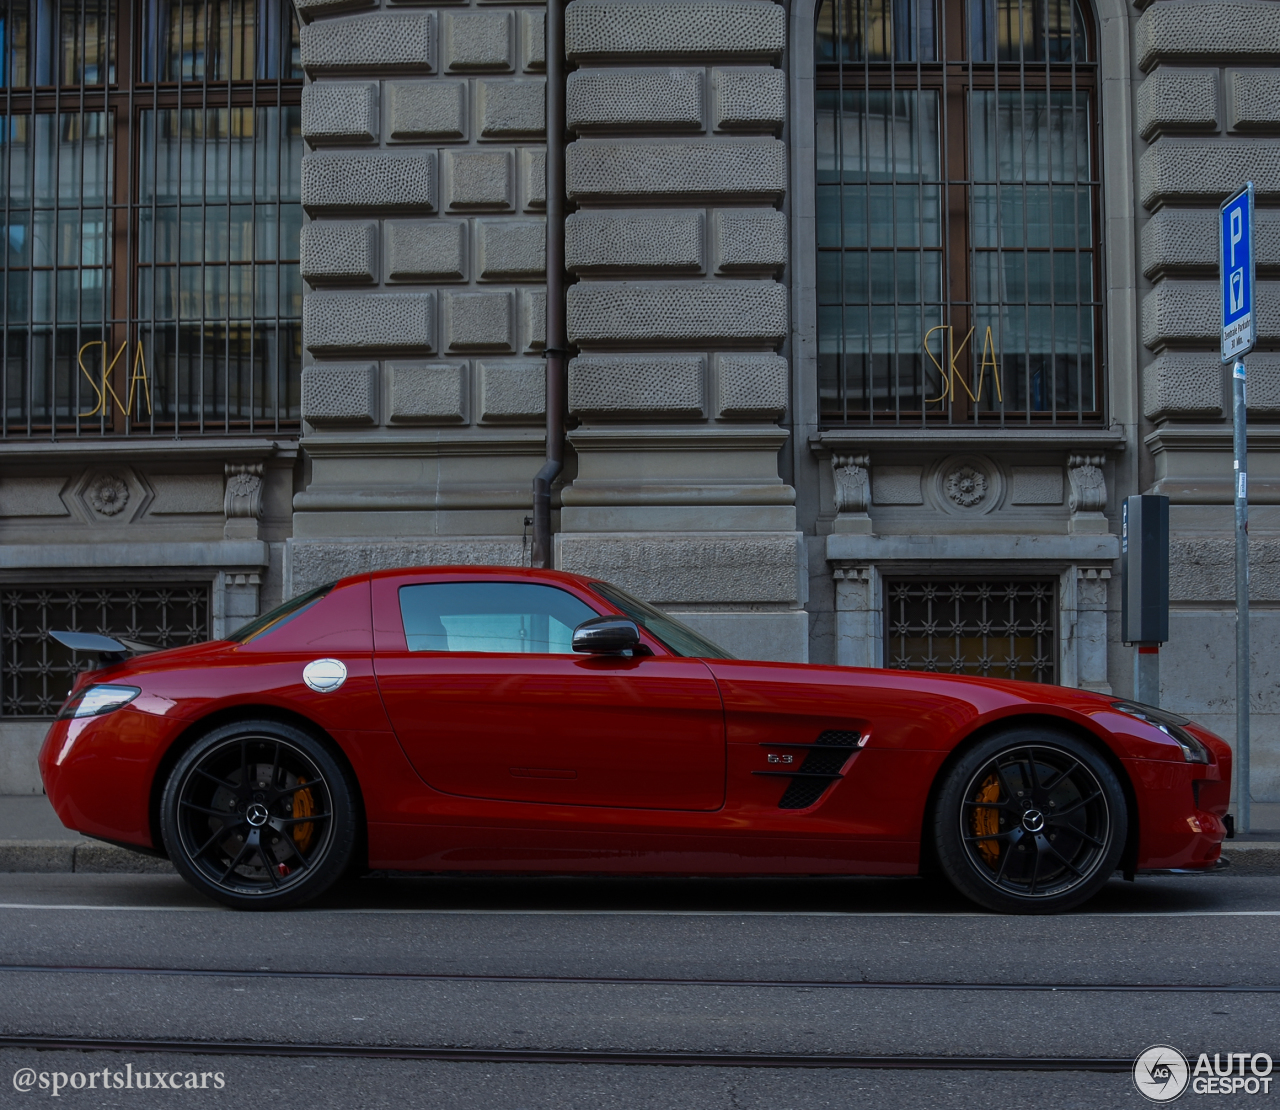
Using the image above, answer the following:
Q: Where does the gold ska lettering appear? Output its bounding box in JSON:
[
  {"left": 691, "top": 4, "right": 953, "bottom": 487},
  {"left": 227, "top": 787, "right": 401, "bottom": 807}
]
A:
[
  {"left": 924, "top": 325, "right": 1003, "bottom": 405},
  {"left": 76, "top": 340, "right": 154, "bottom": 418}
]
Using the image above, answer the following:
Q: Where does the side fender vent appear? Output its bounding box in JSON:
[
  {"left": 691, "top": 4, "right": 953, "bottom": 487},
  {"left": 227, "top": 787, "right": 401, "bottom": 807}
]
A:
[{"left": 752, "top": 730, "right": 864, "bottom": 811}]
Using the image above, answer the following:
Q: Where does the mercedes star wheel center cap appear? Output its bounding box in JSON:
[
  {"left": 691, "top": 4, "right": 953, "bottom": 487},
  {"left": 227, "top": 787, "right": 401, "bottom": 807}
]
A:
[
  {"left": 246, "top": 802, "right": 270, "bottom": 828},
  {"left": 1022, "top": 809, "right": 1046, "bottom": 834}
]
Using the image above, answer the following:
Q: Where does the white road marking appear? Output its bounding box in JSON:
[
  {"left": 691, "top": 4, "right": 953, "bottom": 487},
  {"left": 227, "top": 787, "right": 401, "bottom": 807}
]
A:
[{"left": 0, "top": 903, "right": 1278, "bottom": 917}]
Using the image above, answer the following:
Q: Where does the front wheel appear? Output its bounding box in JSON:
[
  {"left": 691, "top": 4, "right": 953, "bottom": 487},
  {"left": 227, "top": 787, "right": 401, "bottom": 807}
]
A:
[
  {"left": 160, "top": 720, "right": 358, "bottom": 910},
  {"left": 933, "top": 729, "right": 1127, "bottom": 914}
]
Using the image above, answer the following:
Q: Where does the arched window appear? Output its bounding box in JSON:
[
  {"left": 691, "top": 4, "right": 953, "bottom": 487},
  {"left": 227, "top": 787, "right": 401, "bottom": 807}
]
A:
[
  {"left": 815, "top": 0, "right": 1098, "bottom": 426},
  {"left": 0, "top": 0, "right": 303, "bottom": 437}
]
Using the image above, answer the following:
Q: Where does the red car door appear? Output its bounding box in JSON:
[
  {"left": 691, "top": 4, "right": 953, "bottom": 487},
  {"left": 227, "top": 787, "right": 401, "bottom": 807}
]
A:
[{"left": 372, "top": 573, "right": 726, "bottom": 811}]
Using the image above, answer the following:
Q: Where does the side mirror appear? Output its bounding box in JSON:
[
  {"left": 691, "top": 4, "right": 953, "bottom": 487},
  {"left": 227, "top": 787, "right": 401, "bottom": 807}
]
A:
[{"left": 572, "top": 616, "right": 641, "bottom": 655}]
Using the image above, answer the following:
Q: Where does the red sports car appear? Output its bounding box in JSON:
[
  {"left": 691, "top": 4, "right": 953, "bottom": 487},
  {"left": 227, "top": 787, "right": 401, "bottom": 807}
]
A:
[{"left": 39, "top": 566, "right": 1231, "bottom": 914}]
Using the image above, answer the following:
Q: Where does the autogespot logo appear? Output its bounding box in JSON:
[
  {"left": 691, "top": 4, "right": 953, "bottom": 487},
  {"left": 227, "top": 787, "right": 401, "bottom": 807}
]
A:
[{"left": 1134, "top": 1045, "right": 1191, "bottom": 1103}]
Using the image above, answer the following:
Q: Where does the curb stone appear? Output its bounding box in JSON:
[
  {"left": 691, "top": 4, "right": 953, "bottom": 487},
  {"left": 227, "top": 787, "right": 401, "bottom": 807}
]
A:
[
  {"left": 1219, "top": 842, "right": 1280, "bottom": 875},
  {"left": 0, "top": 841, "right": 1277, "bottom": 876},
  {"left": 0, "top": 840, "right": 174, "bottom": 874}
]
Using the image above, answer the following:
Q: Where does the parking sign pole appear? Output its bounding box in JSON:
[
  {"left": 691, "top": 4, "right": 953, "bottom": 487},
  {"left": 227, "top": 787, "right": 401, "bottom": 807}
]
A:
[
  {"left": 1234, "top": 354, "right": 1250, "bottom": 835},
  {"left": 1222, "top": 183, "right": 1255, "bottom": 834}
]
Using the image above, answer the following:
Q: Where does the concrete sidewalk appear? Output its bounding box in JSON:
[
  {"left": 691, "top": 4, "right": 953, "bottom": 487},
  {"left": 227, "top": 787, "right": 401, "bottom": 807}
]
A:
[
  {"left": 2, "top": 793, "right": 1279, "bottom": 876},
  {"left": 0, "top": 794, "right": 173, "bottom": 874}
]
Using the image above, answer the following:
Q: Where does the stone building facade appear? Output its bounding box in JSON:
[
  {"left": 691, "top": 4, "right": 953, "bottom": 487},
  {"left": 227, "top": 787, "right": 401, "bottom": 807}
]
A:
[{"left": 0, "top": 0, "right": 1278, "bottom": 812}]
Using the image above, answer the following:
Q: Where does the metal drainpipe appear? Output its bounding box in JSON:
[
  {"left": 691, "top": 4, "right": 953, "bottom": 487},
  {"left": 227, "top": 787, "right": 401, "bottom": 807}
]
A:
[{"left": 531, "top": 0, "right": 567, "bottom": 570}]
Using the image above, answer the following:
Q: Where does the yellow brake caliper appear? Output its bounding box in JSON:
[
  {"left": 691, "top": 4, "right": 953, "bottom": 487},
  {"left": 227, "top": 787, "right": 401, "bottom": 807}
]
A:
[
  {"left": 292, "top": 777, "right": 315, "bottom": 854},
  {"left": 971, "top": 774, "right": 1001, "bottom": 867}
]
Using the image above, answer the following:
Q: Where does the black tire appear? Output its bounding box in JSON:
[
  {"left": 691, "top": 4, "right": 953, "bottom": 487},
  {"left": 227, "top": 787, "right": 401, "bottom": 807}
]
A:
[
  {"left": 160, "top": 720, "right": 358, "bottom": 910},
  {"left": 933, "top": 728, "right": 1127, "bottom": 914}
]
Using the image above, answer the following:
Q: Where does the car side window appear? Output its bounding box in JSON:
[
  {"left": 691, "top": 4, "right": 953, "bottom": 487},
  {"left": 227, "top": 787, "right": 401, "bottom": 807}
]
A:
[{"left": 398, "top": 581, "right": 601, "bottom": 654}]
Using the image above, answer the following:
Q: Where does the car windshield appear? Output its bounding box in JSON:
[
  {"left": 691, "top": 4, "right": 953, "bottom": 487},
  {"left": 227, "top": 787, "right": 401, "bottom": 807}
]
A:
[
  {"left": 226, "top": 583, "right": 335, "bottom": 644},
  {"left": 589, "top": 581, "right": 734, "bottom": 659}
]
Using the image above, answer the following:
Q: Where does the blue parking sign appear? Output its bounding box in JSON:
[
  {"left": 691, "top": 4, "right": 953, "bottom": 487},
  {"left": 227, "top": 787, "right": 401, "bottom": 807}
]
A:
[{"left": 1221, "top": 183, "right": 1256, "bottom": 362}]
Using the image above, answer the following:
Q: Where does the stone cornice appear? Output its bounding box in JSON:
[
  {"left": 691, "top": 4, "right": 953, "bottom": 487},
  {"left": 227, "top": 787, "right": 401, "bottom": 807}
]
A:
[
  {"left": 812, "top": 427, "right": 1127, "bottom": 455},
  {"left": 1145, "top": 424, "right": 1280, "bottom": 454},
  {"left": 0, "top": 438, "right": 296, "bottom": 464},
  {"left": 569, "top": 424, "right": 790, "bottom": 452},
  {"left": 300, "top": 429, "right": 546, "bottom": 458}
]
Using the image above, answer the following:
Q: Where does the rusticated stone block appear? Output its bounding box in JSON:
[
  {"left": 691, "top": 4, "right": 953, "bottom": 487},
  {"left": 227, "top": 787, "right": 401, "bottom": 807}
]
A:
[
  {"left": 565, "top": 210, "right": 704, "bottom": 274},
  {"left": 1136, "top": 70, "right": 1218, "bottom": 140},
  {"left": 1244, "top": 353, "right": 1280, "bottom": 415},
  {"left": 1141, "top": 208, "right": 1217, "bottom": 279},
  {"left": 1136, "top": 2, "right": 1280, "bottom": 72},
  {"left": 522, "top": 10, "right": 546, "bottom": 72},
  {"left": 565, "top": 0, "right": 785, "bottom": 63},
  {"left": 713, "top": 208, "right": 786, "bottom": 273},
  {"left": 711, "top": 67, "right": 785, "bottom": 132},
  {"left": 566, "top": 139, "right": 785, "bottom": 202},
  {"left": 716, "top": 352, "right": 786, "bottom": 418},
  {"left": 567, "top": 280, "right": 786, "bottom": 346},
  {"left": 1142, "top": 207, "right": 1280, "bottom": 277},
  {"left": 1230, "top": 70, "right": 1280, "bottom": 132},
  {"left": 1009, "top": 468, "right": 1064, "bottom": 506},
  {"left": 300, "top": 221, "right": 379, "bottom": 284},
  {"left": 301, "top": 82, "right": 379, "bottom": 145},
  {"left": 568, "top": 354, "right": 705, "bottom": 418},
  {"left": 522, "top": 287, "right": 546, "bottom": 351},
  {"left": 521, "top": 148, "right": 546, "bottom": 210},
  {"left": 296, "top": 0, "right": 376, "bottom": 18},
  {"left": 385, "top": 220, "right": 468, "bottom": 282},
  {"left": 1170, "top": 535, "right": 1280, "bottom": 602},
  {"left": 1143, "top": 281, "right": 1280, "bottom": 350},
  {"left": 387, "top": 361, "right": 468, "bottom": 424},
  {"left": 872, "top": 467, "right": 923, "bottom": 505},
  {"left": 443, "top": 11, "right": 513, "bottom": 72},
  {"left": 1139, "top": 140, "right": 1280, "bottom": 209},
  {"left": 443, "top": 149, "right": 515, "bottom": 210},
  {"left": 445, "top": 289, "right": 515, "bottom": 351},
  {"left": 1142, "top": 282, "right": 1217, "bottom": 350},
  {"left": 291, "top": 540, "right": 525, "bottom": 594},
  {"left": 478, "top": 359, "right": 546, "bottom": 422},
  {"left": 1144, "top": 353, "right": 1224, "bottom": 421},
  {"left": 476, "top": 219, "right": 546, "bottom": 280},
  {"left": 304, "top": 292, "right": 436, "bottom": 354},
  {"left": 301, "top": 14, "right": 435, "bottom": 75},
  {"left": 387, "top": 81, "right": 466, "bottom": 141},
  {"left": 557, "top": 532, "right": 800, "bottom": 603},
  {"left": 301, "top": 152, "right": 436, "bottom": 214},
  {"left": 302, "top": 363, "right": 378, "bottom": 426},
  {"left": 477, "top": 79, "right": 546, "bottom": 139},
  {"left": 566, "top": 69, "right": 703, "bottom": 133}
]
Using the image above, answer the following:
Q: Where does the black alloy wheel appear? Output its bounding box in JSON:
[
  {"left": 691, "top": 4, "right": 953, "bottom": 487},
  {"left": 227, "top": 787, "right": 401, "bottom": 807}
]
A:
[
  {"left": 933, "top": 728, "right": 1127, "bottom": 914},
  {"left": 160, "top": 720, "right": 358, "bottom": 910}
]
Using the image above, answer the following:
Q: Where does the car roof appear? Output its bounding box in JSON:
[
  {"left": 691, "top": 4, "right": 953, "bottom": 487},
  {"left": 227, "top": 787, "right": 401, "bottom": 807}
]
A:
[{"left": 355, "top": 565, "right": 603, "bottom": 589}]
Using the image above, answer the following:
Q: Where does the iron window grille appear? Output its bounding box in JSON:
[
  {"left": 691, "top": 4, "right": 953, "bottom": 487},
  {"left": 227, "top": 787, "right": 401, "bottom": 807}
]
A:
[
  {"left": 0, "top": 0, "right": 304, "bottom": 439},
  {"left": 815, "top": 0, "right": 1102, "bottom": 427},
  {"left": 885, "top": 578, "right": 1056, "bottom": 682},
  {"left": 0, "top": 583, "right": 209, "bottom": 716}
]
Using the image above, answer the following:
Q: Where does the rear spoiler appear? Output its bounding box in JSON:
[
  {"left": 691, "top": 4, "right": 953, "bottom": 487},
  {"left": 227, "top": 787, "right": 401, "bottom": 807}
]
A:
[{"left": 49, "top": 630, "right": 159, "bottom": 665}]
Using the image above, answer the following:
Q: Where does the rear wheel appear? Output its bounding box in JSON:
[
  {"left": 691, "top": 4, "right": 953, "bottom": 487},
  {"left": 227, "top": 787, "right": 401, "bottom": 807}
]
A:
[
  {"left": 160, "top": 720, "right": 357, "bottom": 910},
  {"left": 933, "top": 728, "right": 1127, "bottom": 914}
]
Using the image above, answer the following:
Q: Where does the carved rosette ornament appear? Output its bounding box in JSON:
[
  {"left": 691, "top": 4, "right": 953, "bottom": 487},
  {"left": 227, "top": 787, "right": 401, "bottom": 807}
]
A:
[
  {"left": 831, "top": 454, "right": 870, "bottom": 514},
  {"left": 944, "top": 464, "right": 988, "bottom": 508},
  {"left": 224, "top": 463, "right": 264, "bottom": 519},
  {"left": 87, "top": 474, "right": 129, "bottom": 516},
  {"left": 1067, "top": 455, "right": 1106, "bottom": 513}
]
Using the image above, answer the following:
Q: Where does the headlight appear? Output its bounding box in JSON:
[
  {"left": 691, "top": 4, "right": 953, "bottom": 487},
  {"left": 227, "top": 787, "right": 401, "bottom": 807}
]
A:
[
  {"left": 56, "top": 684, "right": 141, "bottom": 720},
  {"left": 1112, "top": 700, "right": 1211, "bottom": 763}
]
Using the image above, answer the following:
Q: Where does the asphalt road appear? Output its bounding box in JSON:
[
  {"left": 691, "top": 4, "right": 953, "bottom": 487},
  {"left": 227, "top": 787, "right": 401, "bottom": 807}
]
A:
[{"left": 1, "top": 870, "right": 1277, "bottom": 1108}]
